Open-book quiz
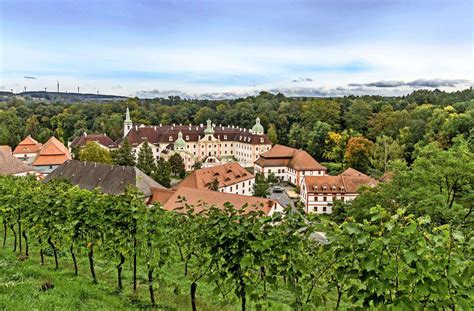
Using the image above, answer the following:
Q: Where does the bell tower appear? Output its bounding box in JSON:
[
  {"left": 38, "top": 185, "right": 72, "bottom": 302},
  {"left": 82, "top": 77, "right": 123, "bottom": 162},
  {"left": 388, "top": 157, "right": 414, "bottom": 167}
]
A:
[{"left": 123, "top": 106, "right": 133, "bottom": 137}]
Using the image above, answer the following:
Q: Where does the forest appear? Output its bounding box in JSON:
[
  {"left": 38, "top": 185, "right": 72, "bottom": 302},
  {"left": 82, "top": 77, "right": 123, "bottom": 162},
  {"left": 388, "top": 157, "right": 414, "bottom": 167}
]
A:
[{"left": 0, "top": 88, "right": 472, "bottom": 176}]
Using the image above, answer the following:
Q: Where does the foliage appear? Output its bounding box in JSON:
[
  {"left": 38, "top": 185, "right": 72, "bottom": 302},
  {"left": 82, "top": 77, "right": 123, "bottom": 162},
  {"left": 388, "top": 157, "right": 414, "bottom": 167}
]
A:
[
  {"left": 252, "top": 173, "right": 271, "bottom": 198},
  {"left": 136, "top": 140, "right": 156, "bottom": 176},
  {"left": 344, "top": 136, "right": 374, "bottom": 173},
  {"left": 169, "top": 153, "right": 185, "bottom": 177},
  {"left": 111, "top": 138, "right": 136, "bottom": 166},
  {"left": 153, "top": 157, "right": 171, "bottom": 187},
  {"left": 78, "top": 141, "right": 113, "bottom": 164}
]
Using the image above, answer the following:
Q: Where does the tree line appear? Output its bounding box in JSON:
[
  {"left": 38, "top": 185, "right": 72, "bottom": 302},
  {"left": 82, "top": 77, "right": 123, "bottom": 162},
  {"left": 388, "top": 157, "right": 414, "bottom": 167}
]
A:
[
  {"left": 1, "top": 140, "right": 472, "bottom": 310},
  {"left": 1, "top": 88, "right": 472, "bottom": 175}
]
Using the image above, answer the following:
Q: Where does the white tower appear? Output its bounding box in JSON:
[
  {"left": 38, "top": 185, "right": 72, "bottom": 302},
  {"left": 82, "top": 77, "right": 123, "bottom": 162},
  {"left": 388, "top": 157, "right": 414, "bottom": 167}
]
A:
[{"left": 123, "top": 106, "right": 133, "bottom": 137}]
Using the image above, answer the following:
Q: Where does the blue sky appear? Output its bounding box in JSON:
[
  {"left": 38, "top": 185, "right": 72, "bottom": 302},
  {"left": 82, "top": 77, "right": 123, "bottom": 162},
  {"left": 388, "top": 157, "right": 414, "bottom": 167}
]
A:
[{"left": 0, "top": 0, "right": 472, "bottom": 98}]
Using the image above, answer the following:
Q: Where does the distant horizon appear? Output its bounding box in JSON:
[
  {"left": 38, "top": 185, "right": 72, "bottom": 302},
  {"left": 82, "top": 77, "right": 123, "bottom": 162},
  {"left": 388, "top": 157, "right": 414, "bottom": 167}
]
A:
[{"left": 1, "top": 0, "right": 472, "bottom": 99}]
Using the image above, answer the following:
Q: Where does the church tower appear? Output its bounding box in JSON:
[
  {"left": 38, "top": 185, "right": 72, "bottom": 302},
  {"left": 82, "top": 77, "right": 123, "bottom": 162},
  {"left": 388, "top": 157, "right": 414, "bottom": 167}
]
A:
[{"left": 123, "top": 107, "right": 133, "bottom": 137}]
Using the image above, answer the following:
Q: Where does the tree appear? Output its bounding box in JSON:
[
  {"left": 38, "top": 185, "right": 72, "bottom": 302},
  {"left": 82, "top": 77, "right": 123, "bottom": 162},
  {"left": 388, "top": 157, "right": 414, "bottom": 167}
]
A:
[
  {"left": 169, "top": 153, "right": 185, "bottom": 177},
  {"left": 344, "top": 99, "right": 372, "bottom": 132},
  {"left": 344, "top": 136, "right": 374, "bottom": 173},
  {"left": 371, "top": 135, "right": 404, "bottom": 172},
  {"left": 191, "top": 160, "right": 202, "bottom": 170},
  {"left": 253, "top": 173, "right": 270, "bottom": 198},
  {"left": 136, "top": 140, "right": 156, "bottom": 176},
  {"left": 153, "top": 158, "right": 171, "bottom": 187},
  {"left": 267, "top": 123, "right": 278, "bottom": 144},
  {"left": 112, "top": 139, "right": 136, "bottom": 166},
  {"left": 79, "top": 141, "right": 113, "bottom": 164},
  {"left": 306, "top": 121, "right": 331, "bottom": 160}
]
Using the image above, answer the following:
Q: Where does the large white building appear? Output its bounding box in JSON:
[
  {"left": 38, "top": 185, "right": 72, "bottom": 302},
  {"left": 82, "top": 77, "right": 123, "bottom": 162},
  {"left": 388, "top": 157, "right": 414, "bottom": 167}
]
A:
[
  {"left": 300, "top": 168, "right": 378, "bottom": 214},
  {"left": 121, "top": 107, "right": 273, "bottom": 170}
]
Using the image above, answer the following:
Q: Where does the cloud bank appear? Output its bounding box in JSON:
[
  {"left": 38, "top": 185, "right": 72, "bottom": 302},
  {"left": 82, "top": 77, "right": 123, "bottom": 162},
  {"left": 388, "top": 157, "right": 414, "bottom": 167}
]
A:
[{"left": 349, "top": 79, "right": 470, "bottom": 88}]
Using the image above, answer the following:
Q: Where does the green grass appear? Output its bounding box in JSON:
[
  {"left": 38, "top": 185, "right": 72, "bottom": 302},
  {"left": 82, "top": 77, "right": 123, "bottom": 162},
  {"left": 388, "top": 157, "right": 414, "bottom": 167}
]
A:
[{"left": 0, "top": 236, "right": 295, "bottom": 310}]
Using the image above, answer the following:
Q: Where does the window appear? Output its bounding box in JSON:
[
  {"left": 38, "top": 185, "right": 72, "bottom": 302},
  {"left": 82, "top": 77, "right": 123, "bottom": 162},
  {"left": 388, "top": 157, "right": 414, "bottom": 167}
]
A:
[
  {"left": 323, "top": 196, "right": 327, "bottom": 202},
  {"left": 185, "top": 135, "right": 189, "bottom": 140},
  {"left": 169, "top": 136, "right": 173, "bottom": 141},
  {"left": 268, "top": 169, "right": 271, "bottom": 173},
  {"left": 323, "top": 206, "right": 327, "bottom": 212},
  {"left": 208, "top": 136, "right": 212, "bottom": 141},
  {"left": 224, "top": 135, "right": 227, "bottom": 139},
  {"left": 230, "top": 187, "right": 233, "bottom": 191}
]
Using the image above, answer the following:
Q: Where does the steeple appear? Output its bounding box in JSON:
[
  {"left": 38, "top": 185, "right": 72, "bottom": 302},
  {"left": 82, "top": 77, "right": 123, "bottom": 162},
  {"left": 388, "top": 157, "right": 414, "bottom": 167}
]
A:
[
  {"left": 204, "top": 119, "right": 214, "bottom": 135},
  {"left": 123, "top": 106, "right": 133, "bottom": 138}
]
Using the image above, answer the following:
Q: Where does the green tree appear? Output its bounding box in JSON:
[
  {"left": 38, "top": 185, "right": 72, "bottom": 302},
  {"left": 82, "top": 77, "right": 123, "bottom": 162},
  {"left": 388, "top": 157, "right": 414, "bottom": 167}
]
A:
[
  {"left": 345, "top": 99, "right": 372, "bottom": 133},
  {"left": 136, "top": 140, "right": 156, "bottom": 176},
  {"left": 79, "top": 141, "right": 113, "bottom": 164},
  {"left": 153, "top": 157, "right": 171, "bottom": 187},
  {"left": 306, "top": 121, "right": 331, "bottom": 160},
  {"left": 169, "top": 153, "right": 185, "bottom": 177},
  {"left": 206, "top": 178, "right": 220, "bottom": 191},
  {"left": 253, "top": 173, "right": 270, "bottom": 198},
  {"left": 112, "top": 139, "right": 136, "bottom": 166},
  {"left": 371, "top": 135, "right": 404, "bottom": 172},
  {"left": 267, "top": 123, "right": 278, "bottom": 144}
]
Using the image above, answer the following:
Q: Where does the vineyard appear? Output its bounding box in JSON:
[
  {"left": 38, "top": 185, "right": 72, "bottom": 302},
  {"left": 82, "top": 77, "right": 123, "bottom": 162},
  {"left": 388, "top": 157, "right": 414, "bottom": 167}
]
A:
[{"left": 0, "top": 175, "right": 472, "bottom": 310}]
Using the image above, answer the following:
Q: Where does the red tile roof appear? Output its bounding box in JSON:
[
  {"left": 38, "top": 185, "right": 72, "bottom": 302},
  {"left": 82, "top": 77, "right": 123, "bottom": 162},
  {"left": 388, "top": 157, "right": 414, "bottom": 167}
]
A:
[
  {"left": 254, "top": 144, "right": 326, "bottom": 171},
  {"left": 177, "top": 162, "right": 253, "bottom": 190},
  {"left": 32, "top": 137, "right": 72, "bottom": 166},
  {"left": 303, "top": 169, "right": 378, "bottom": 194},
  {"left": 12, "top": 135, "right": 42, "bottom": 154},
  {"left": 149, "top": 187, "right": 275, "bottom": 215},
  {"left": 340, "top": 167, "right": 369, "bottom": 178},
  {"left": 121, "top": 125, "right": 271, "bottom": 147},
  {"left": 0, "top": 145, "right": 12, "bottom": 154},
  {"left": 70, "top": 133, "right": 118, "bottom": 149}
]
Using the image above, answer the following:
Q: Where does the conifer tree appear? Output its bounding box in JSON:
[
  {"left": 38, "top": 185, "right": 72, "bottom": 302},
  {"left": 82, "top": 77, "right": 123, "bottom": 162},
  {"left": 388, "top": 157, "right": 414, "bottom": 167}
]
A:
[
  {"left": 136, "top": 140, "right": 156, "bottom": 176},
  {"left": 153, "top": 158, "right": 171, "bottom": 187},
  {"left": 112, "top": 139, "right": 136, "bottom": 166}
]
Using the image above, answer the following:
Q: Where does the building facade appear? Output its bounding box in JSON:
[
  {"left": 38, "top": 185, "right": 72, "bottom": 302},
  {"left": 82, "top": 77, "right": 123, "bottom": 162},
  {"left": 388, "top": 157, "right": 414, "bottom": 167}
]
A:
[
  {"left": 121, "top": 108, "right": 272, "bottom": 170},
  {"left": 300, "top": 168, "right": 378, "bottom": 214},
  {"left": 254, "top": 144, "right": 327, "bottom": 187}
]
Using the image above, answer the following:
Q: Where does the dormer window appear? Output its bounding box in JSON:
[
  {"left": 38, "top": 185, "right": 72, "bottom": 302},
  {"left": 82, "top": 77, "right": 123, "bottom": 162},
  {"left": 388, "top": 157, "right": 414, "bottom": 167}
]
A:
[
  {"left": 260, "top": 138, "right": 264, "bottom": 143},
  {"left": 224, "top": 135, "right": 227, "bottom": 140},
  {"left": 185, "top": 135, "right": 189, "bottom": 140},
  {"left": 323, "top": 186, "right": 327, "bottom": 191},
  {"left": 169, "top": 136, "right": 173, "bottom": 141}
]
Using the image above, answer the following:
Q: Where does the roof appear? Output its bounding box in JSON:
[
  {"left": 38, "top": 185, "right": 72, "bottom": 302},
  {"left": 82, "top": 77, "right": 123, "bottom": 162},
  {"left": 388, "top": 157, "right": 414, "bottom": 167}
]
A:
[
  {"left": 340, "top": 167, "right": 369, "bottom": 178},
  {"left": 0, "top": 145, "right": 12, "bottom": 154},
  {"left": 121, "top": 124, "right": 272, "bottom": 147},
  {"left": 70, "top": 133, "right": 118, "bottom": 149},
  {"left": 32, "top": 137, "right": 72, "bottom": 166},
  {"left": 12, "top": 135, "right": 42, "bottom": 154},
  {"left": 149, "top": 186, "right": 276, "bottom": 215},
  {"left": 0, "top": 150, "right": 36, "bottom": 175},
  {"left": 177, "top": 162, "right": 254, "bottom": 190},
  {"left": 303, "top": 170, "right": 378, "bottom": 194},
  {"left": 255, "top": 144, "right": 326, "bottom": 171},
  {"left": 379, "top": 172, "right": 394, "bottom": 182},
  {"left": 44, "top": 160, "right": 165, "bottom": 197}
]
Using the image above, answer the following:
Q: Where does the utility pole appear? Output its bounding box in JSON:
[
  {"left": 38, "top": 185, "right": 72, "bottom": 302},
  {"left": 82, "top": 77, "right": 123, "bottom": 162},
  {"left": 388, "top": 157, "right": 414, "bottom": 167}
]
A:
[{"left": 57, "top": 81, "right": 60, "bottom": 93}]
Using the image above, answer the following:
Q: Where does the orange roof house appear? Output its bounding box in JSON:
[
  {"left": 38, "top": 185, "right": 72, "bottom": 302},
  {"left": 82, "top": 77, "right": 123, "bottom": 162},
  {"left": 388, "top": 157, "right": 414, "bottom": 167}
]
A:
[
  {"left": 149, "top": 187, "right": 281, "bottom": 216},
  {"left": 13, "top": 135, "right": 41, "bottom": 158},
  {"left": 177, "top": 162, "right": 254, "bottom": 190},
  {"left": 254, "top": 144, "right": 327, "bottom": 186},
  {"left": 32, "top": 137, "right": 72, "bottom": 169}
]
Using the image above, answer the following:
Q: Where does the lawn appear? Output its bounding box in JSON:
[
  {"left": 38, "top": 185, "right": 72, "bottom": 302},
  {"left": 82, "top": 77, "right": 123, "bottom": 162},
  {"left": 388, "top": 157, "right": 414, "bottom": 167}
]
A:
[{"left": 0, "top": 235, "right": 295, "bottom": 310}]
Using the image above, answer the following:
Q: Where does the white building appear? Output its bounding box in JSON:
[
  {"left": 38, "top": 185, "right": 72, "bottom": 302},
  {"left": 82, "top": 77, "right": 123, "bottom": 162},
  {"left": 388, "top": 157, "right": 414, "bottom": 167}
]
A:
[
  {"left": 121, "top": 108, "right": 272, "bottom": 170},
  {"left": 177, "top": 162, "right": 255, "bottom": 196},
  {"left": 300, "top": 168, "right": 379, "bottom": 214},
  {"left": 254, "top": 144, "right": 327, "bottom": 187}
]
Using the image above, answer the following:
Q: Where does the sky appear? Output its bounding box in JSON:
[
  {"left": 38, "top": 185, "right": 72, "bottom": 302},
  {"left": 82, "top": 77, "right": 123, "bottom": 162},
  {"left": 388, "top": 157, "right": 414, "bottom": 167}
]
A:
[{"left": 0, "top": 0, "right": 472, "bottom": 99}]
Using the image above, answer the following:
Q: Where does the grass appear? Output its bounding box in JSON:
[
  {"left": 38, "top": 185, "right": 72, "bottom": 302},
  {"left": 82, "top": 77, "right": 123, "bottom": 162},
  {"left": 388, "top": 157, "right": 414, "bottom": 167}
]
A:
[{"left": 0, "top": 235, "right": 295, "bottom": 310}]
